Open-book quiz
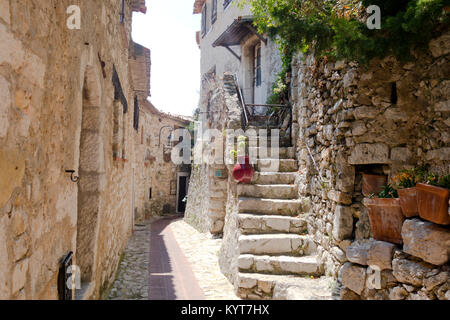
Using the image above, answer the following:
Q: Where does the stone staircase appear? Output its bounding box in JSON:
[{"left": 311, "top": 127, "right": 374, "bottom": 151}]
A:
[{"left": 235, "top": 145, "right": 332, "bottom": 300}]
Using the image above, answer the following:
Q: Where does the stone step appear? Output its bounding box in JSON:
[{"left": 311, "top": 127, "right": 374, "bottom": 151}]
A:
[
  {"left": 238, "top": 254, "right": 321, "bottom": 276},
  {"left": 252, "top": 172, "right": 296, "bottom": 185},
  {"left": 237, "top": 184, "right": 298, "bottom": 199},
  {"left": 238, "top": 214, "right": 307, "bottom": 234},
  {"left": 238, "top": 234, "right": 316, "bottom": 256},
  {"left": 238, "top": 198, "right": 302, "bottom": 216},
  {"left": 257, "top": 159, "right": 298, "bottom": 173},
  {"left": 237, "top": 273, "right": 332, "bottom": 300},
  {"left": 248, "top": 147, "right": 295, "bottom": 159}
]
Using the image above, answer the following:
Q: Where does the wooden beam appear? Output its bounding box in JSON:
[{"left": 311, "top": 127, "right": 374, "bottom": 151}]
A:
[
  {"left": 244, "top": 24, "right": 267, "bottom": 45},
  {"left": 224, "top": 46, "right": 241, "bottom": 61}
]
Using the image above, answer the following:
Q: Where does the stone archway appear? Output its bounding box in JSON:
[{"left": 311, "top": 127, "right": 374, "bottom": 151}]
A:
[{"left": 76, "top": 64, "right": 105, "bottom": 284}]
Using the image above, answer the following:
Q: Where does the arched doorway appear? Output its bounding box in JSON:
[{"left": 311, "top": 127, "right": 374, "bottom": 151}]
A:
[{"left": 76, "top": 65, "right": 105, "bottom": 285}]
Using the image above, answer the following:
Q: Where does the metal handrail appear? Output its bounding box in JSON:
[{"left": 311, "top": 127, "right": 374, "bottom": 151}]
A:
[{"left": 233, "top": 73, "right": 249, "bottom": 128}]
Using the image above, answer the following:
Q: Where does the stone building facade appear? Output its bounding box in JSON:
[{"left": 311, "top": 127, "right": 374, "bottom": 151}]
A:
[
  {"left": 186, "top": 0, "right": 450, "bottom": 300},
  {"left": 186, "top": 0, "right": 283, "bottom": 235},
  {"left": 134, "top": 99, "right": 192, "bottom": 222},
  {"left": 0, "top": 0, "right": 149, "bottom": 300}
]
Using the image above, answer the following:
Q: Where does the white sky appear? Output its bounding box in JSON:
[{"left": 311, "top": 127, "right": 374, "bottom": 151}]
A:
[{"left": 132, "top": 1, "right": 201, "bottom": 117}]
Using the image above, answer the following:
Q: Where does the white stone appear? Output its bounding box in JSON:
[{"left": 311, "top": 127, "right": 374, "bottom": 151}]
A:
[
  {"left": 367, "top": 240, "right": 396, "bottom": 270},
  {"left": 340, "top": 262, "right": 366, "bottom": 295},
  {"left": 435, "top": 100, "right": 450, "bottom": 112},
  {"left": 429, "top": 34, "right": 450, "bottom": 58},
  {"left": 346, "top": 240, "right": 371, "bottom": 266},
  {"left": 12, "top": 259, "right": 28, "bottom": 294},
  {"left": 0, "top": 75, "right": 10, "bottom": 138},
  {"left": 392, "top": 258, "right": 432, "bottom": 286},
  {"left": 348, "top": 143, "right": 389, "bottom": 165},
  {"left": 238, "top": 255, "right": 254, "bottom": 270},
  {"left": 0, "top": 0, "right": 10, "bottom": 24},
  {"left": 402, "top": 218, "right": 450, "bottom": 266},
  {"left": 332, "top": 205, "right": 354, "bottom": 241},
  {"left": 391, "top": 147, "right": 410, "bottom": 162},
  {"left": 238, "top": 276, "right": 257, "bottom": 289},
  {"left": 426, "top": 148, "right": 450, "bottom": 161}
]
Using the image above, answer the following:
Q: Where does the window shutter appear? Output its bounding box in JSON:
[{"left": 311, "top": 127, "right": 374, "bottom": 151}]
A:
[
  {"left": 212, "top": 0, "right": 217, "bottom": 24},
  {"left": 201, "top": 3, "right": 207, "bottom": 36},
  {"left": 224, "top": 0, "right": 233, "bottom": 9}
]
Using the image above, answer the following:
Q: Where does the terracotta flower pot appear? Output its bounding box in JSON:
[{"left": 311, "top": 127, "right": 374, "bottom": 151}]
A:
[
  {"left": 232, "top": 156, "right": 254, "bottom": 184},
  {"left": 398, "top": 187, "right": 419, "bottom": 218},
  {"left": 416, "top": 183, "right": 450, "bottom": 225},
  {"left": 364, "top": 198, "right": 405, "bottom": 244},
  {"left": 362, "top": 174, "right": 387, "bottom": 197}
]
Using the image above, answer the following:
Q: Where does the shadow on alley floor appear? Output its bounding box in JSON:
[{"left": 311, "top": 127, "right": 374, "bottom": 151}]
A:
[{"left": 106, "top": 215, "right": 239, "bottom": 300}]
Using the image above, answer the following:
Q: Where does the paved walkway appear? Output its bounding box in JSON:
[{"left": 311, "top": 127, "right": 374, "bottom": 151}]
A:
[{"left": 107, "top": 216, "right": 239, "bottom": 300}]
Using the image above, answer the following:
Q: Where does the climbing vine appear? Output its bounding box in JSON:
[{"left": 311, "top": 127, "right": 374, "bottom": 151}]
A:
[{"left": 243, "top": 0, "right": 449, "bottom": 64}]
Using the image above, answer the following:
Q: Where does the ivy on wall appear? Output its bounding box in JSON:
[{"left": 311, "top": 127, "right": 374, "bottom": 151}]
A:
[
  {"left": 243, "top": 0, "right": 449, "bottom": 64},
  {"left": 240, "top": 0, "right": 449, "bottom": 104}
]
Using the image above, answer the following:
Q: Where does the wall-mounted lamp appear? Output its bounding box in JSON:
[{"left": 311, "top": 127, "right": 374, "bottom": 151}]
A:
[{"left": 65, "top": 170, "right": 80, "bottom": 183}]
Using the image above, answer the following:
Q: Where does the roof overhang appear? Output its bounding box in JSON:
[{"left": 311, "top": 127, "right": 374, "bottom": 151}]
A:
[{"left": 212, "top": 16, "right": 267, "bottom": 48}]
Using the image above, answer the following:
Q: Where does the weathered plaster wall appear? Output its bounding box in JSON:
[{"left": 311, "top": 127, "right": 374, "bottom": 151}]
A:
[{"left": 0, "top": 0, "right": 143, "bottom": 299}]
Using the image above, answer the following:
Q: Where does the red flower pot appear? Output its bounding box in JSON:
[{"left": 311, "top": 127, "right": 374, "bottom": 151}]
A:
[
  {"left": 416, "top": 183, "right": 450, "bottom": 225},
  {"left": 364, "top": 198, "right": 405, "bottom": 245},
  {"left": 232, "top": 156, "right": 254, "bottom": 184},
  {"left": 398, "top": 187, "right": 419, "bottom": 218},
  {"left": 362, "top": 174, "right": 387, "bottom": 197}
]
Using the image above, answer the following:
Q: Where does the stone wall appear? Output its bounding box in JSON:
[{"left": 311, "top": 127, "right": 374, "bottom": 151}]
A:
[
  {"left": 337, "top": 219, "right": 449, "bottom": 300},
  {"left": 0, "top": 0, "right": 146, "bottom": 299},
  {"left": 185, "top": 73, "right": 241, "bottom": 235},
  {"left": 290, "top": 30, "right": 450, "bottom": 299}
]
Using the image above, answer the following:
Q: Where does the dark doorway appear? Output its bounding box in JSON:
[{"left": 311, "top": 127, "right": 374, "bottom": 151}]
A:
[{"left": 177, "top": 175, "right": 188, "bottom": 213}]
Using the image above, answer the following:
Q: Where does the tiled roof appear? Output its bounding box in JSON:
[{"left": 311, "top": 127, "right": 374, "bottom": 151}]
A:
[{"left": 193, "top": 0, "right": 206, "bottom": 14}]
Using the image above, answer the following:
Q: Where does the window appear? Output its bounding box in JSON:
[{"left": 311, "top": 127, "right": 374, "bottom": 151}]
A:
[
  {"left": 212, "top": 0, "right": 217, "bottom": 24},
  {"left": 201, "top": 3, "right": 207, "bottom": 36},
  {"left": 254, "top": 44, "right": 262, "bottom": 87},
  {"left": 224, "top": 0, "right": 233, "bottom": 9},
  {"left": 133, "top": 96, "right": 140, "bottom": 131}
]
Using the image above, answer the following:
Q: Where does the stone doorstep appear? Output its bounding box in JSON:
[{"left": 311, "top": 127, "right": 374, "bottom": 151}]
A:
[
  {"left": 238, "top": 254, "right": 320, "bottom": 276},
  {"left": 238, "top": 197, "right": 303, "bottom": 216},
  {"left": 237, "top": 184, "right": 298, "bottom": 200},
  {"left": 238, "top": 234, "right": 314, "bottom": 256},
  {"left": 257, "top": 159, "right": 298, "bottom": 173},
  {"left": 238, "top": 214, "right": 307, "bottom": 234},
  {"left": 237, "top": 273, "right": 333, "bottom": 300},
  {"left": 253, "top": 172, "right": 296, "bottom": 185}
]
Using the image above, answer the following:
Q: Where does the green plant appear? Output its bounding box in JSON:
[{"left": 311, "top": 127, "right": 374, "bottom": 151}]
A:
[
  {"left": 377, "top": 184, "right": 399, "bottom": 198},
  {"left": 393, "top": 166, "right": 428, "bottom": 189},
  {"left": 427, "top": 173, "right": 450, "bottom": 189},
  {"left": 241, "top": 0, "right": 450, "bottom": 65}
]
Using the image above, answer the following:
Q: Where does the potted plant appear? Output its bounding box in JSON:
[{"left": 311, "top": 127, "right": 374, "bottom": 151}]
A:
[
  {"left": 364, "top": 185, "right": 405, "bottom": 245},
  {"left": 416, "top": 173, "right": 450, "bottom": 225},
  {"left": 393, "top": 167, "right": 426, "bottom": 218},
  {"left": 362, "top": 173, "right": 387, "bottom": 197},
  {"left": 231, "top": 135, "right": 254, "bottom": 184}
]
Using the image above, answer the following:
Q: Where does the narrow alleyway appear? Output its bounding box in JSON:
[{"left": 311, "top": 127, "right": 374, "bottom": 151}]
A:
[{"left": 107, "top": 216, "right": 239, "bottom": 300}]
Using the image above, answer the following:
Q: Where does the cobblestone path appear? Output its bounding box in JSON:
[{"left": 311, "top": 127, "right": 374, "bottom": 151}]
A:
[{"left": 106, "top": 216, "right": 239, "bottom": 300}]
